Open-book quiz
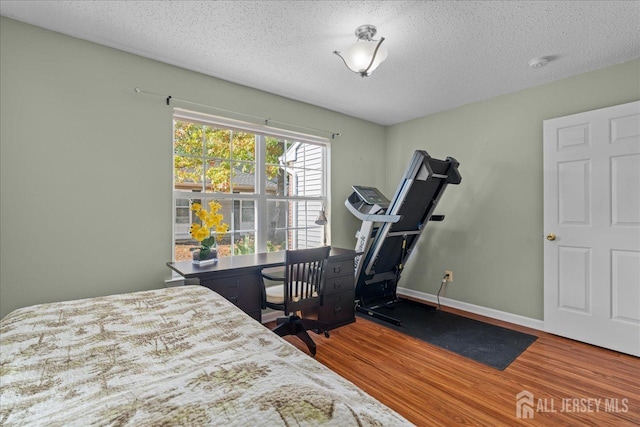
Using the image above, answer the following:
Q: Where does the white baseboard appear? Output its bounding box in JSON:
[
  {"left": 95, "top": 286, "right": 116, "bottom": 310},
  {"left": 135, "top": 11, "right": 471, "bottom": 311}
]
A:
[
  {"left": 261, "top": 310, "right": 283, "bottom": 324},
  {"left": 397, "top": 287, "right": 544, "bottom": 331}
]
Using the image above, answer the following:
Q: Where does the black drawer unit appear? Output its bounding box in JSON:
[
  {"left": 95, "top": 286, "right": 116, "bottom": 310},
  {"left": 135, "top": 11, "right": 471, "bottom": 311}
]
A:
[
  {"left": 201, "top": 274, "right": 262, "bottom": 322},
  {"left": 319, "top": 252, "right": 356, "bottom": 329},
  {"left": 324, "top": 275, "right": 353, "bottom": 295},
  {"left": 319, "top": 289, "right": 355, "bottom": 329},
  {"left": 325, "top": 257, "right": 355, "bottom": 280}
]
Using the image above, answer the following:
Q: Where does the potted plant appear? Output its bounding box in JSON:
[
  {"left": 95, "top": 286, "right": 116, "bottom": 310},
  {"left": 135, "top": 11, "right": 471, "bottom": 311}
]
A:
[{"left": 189, "top": 201, "right": 229, "bottom": 265}]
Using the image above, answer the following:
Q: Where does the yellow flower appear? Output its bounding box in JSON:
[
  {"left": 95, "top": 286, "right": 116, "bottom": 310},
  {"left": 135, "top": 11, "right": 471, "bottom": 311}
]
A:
[
  {"left": 189, "top": 223, "right": 209, "bottom": 241},
  {"left": 189, "top": 199, "right": 229, "bottom": 247},
  {"left": 203, "top": 212, "right": 219, "bottom": 228},
  {"left": 189, "top": 223, "right": 199, "bottom": 238},
  {"left": 195, "top": 228, "right": 209, "bottom": 241},
  {"left": 196, "top": 209, "right": 208, "bottom": 222},
  {"left": 208, "top": 200, "right": 222, "bottom": 213}
]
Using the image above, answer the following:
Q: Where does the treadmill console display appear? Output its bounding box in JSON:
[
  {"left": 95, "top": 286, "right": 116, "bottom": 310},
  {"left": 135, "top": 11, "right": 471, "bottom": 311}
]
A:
[{"left": 352, "top": 185, "right": 391, "bottom": 207}]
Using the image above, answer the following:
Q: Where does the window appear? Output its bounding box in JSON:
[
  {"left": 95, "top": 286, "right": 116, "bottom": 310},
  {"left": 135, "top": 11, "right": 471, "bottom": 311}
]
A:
[{"left": 173, "top": 109, "right": 329, "bottom": 261}]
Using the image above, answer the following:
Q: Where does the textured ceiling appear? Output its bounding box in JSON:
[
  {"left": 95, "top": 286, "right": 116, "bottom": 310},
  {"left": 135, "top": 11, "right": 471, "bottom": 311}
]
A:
[{"left": 1, "top": 1, "right": 639, "bottom": 126}]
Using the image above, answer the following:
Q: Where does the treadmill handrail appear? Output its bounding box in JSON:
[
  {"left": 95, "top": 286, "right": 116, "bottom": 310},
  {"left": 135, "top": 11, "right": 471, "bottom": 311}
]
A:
[{"left": 344, "top": 199, "right": 402, "bottom": 223}]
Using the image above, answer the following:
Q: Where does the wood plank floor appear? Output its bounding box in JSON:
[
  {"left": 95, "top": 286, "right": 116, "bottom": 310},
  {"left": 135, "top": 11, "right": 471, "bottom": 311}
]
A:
[{"left": 270, "top": 305, "right": 640, "bottom": 426}]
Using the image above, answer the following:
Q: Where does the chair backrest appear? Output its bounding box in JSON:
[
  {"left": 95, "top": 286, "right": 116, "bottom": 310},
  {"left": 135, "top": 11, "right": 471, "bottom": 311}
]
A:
[{"left": 284, "top": 246, "right": 331, "bottom": 314}]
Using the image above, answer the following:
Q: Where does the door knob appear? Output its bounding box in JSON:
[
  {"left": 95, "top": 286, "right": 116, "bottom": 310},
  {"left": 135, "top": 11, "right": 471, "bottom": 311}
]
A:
[{"left": 546, "top": 233, "right": 556, "bottom": 241}]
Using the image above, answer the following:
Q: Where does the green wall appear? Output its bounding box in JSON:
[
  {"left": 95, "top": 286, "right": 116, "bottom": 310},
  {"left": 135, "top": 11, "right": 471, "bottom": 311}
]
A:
[
  {"left": 2, "top": 17, "right": 638, "bottom": 321},
  {"left": 0, "top": 17, "right": 385, "bottom": 317},
  {"left": 386, "top": 59, "right": 640, "bottom": 319}
]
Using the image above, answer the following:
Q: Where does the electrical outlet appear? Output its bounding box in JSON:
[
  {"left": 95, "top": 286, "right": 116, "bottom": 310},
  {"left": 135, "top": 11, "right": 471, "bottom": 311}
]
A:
[{"left": 445, "top": 270, "right": 453, "bottom": 282}]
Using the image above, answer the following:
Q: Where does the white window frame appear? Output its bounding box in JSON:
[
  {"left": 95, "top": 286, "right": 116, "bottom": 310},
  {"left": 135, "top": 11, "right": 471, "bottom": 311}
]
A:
[{"left": 172, "top": 108, "right": 330, "bottom": 259}]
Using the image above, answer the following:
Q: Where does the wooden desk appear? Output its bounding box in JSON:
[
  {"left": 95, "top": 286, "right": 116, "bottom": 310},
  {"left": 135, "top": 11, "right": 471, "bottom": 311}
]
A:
[{"left": 167, "top": 247, "right": 356, "bottom": 328}]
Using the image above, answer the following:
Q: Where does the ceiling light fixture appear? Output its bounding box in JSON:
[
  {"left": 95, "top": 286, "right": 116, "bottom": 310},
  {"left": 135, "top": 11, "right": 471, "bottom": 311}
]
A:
[
  {"left": 334, "top": 24, "right": 388, "bottom": 77},
  {"left": 528, "top": 56, "right": 550, "bottom": 68}
]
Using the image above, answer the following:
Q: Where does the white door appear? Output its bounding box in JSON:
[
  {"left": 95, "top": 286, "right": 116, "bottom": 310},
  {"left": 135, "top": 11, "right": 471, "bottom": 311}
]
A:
[{"left": 543, "top": 101, "right": 640, "bottom": 357}]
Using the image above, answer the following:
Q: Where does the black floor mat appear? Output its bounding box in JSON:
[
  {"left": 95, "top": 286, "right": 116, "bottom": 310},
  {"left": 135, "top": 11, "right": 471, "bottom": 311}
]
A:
[{"left": 357, "top": 299, "right": 537, "bottom": 370}]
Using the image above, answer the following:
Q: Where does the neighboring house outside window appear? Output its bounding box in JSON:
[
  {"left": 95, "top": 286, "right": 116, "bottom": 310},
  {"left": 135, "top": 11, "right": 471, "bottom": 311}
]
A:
[{"left": 172, "top": 109, "right": 328, "bottom": 261}]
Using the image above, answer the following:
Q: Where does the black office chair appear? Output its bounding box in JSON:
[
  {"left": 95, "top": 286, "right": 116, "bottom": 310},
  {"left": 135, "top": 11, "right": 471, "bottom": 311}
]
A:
[{"left": 261, "top": 246, "right": 331, "bottom": 356}]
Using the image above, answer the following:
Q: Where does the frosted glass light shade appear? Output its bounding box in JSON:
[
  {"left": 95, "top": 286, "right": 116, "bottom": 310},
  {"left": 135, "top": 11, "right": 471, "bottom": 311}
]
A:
[{"left": 342, "top": 41, "right": 388, "bottom": 76}]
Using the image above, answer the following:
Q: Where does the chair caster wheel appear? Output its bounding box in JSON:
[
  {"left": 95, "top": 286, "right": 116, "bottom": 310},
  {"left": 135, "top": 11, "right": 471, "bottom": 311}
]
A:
[{"left": 324, "top": 331, "right": 330, "bottom": 338}]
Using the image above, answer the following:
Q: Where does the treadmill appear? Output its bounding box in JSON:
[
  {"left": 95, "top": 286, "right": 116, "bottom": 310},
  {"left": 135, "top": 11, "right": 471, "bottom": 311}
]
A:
[{"left": 345, "top": 150, "right": 461, "bottom": 325}]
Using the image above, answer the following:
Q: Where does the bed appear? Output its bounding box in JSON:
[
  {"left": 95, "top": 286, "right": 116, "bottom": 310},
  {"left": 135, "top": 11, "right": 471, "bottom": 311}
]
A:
[{"left": 0, "top": 285, "right": 412, "bottom": 426}]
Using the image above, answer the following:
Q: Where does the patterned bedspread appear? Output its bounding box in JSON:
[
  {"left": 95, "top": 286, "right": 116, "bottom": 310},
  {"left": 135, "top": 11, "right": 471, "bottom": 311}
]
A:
[{"left": 0, "top": 285, "right": 412, "bottom": 426}]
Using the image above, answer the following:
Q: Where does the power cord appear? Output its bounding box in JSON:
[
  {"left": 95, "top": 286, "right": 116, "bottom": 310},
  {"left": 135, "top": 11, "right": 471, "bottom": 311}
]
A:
[{"left": 436, "top": 273, "right": 450, "bottom": 310}]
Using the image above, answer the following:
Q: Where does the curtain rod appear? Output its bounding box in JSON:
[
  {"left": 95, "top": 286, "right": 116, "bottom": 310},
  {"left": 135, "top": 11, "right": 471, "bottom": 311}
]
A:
[{"left": 133, "top": 87, "right": 342, "bottom": 140}]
